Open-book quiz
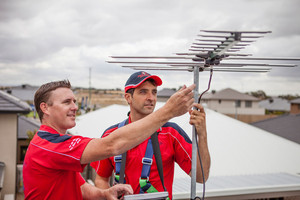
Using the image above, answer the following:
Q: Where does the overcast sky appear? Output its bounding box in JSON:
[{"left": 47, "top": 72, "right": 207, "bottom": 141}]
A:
[{"left": 1, "top": 0, "right": 300, "bottom": 96}]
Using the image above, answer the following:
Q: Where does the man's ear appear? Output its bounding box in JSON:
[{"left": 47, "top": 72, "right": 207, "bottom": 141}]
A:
[
  {"left": 40, "top": 102, "right": 49, "bottom": 115},
  {"left": 124, "top": 93, "right": 132, "bottom": 105}
]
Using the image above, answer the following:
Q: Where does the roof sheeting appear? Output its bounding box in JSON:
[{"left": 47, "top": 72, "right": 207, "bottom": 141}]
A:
[{"left": 173, "top": 173, "right": 300, "bottom": 199}]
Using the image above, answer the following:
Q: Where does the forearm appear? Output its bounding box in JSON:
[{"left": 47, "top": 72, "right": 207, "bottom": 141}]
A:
[
  {"left": 81, "top": 182, "right": 105, "bottom": 200},
  {"left": 82, "top": 106, "right": 173, "bottom": 163},
  {"left": 94, "top": 174, "right": 110, "bottom": 189},
  {"left": 196, "top": 133, "right": 210, "bottom": 183}
]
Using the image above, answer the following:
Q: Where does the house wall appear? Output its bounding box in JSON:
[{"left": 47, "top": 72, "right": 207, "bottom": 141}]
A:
[
  {"left": 290, "top": 103, "right": 300, "bottom": 114},
  {"left": 206, "top": 99, "right": 264, "bottom": 115},
  {"left": 226, "top": 114, "right": 278, "bottom": 124},
  {"left": 0, "top": 114, "right": 17, "bottom": 199}
]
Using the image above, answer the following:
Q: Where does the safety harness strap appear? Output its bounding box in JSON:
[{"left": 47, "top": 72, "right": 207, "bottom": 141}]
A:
[
  {"left": 139, "top": 138, "right": 154, "bottom": 193},
  {"left": 151, "top": 131, "right": 167, "bottom": 192},
  {"left": 114, "top": 118, "right": 128, "bottom": 184},
  {"left": 114, "top": 118, "right": 168, "bottom": 198}
]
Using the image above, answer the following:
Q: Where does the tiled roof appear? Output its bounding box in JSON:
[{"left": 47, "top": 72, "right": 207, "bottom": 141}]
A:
[
  {"left": 202, "top": 88, "right": 258, "bottom": 101},
  {"left": 3, "top": 84, "right": 38, "bottom": 101},
  {"left": 18, "top": 116, "right": 40, "bottom": 139},
  {"left": 157, "top": 88, "right": 176, "bottom": 97},
  {"left": 0, "top": 90, "right": 31, "bottom": 113},
  {"left": 291, "top": 98, "right": 300, "bottom": 104},
  {"left": 258, "top": 97, "right": 290, "bottom": 111},
  {"left": 251, "top": 113, "right": 300, "bottom": 144}
]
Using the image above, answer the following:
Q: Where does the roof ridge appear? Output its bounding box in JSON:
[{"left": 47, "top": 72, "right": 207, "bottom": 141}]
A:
[{"left": 0, "top": 90, "right": 31, "bottom": 111}]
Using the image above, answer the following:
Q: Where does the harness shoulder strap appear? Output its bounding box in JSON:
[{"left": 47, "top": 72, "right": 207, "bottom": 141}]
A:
[
  {"left": 140, "top": 131, "right": 167, "bottom": 194},
  {"left": 151, "top": 132, "right": 167, "bottom": 192},
  {"left": 114, "top": 118, "right": 128, "bottom": 184}
]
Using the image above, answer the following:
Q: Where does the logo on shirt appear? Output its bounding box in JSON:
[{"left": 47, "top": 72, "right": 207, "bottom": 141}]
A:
[{"left": 69, "top": 138, "right": 81, "bottom": 150}]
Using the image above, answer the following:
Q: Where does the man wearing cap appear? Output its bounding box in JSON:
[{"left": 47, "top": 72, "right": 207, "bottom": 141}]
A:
[{"left": 91, "top": 71, "right": 211, "bottom": 199}]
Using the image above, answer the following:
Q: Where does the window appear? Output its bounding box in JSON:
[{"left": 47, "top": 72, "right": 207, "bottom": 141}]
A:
[
  {"left": 20, "top": 146, "right": 28, "bottom": 162},
  {"left": 235, "top": 100, "right": 241, "bottom": 107},
  {"left": 245, "top": 101, "right": 252, "bottom": 108}
]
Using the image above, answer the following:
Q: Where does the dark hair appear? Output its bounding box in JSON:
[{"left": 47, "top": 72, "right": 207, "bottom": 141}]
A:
[
  {"left": 34, "top": 80, "right": 71, "bottom": 122},
  {"left": 125, "top": 78, "right": 156, "bottom": 96}
]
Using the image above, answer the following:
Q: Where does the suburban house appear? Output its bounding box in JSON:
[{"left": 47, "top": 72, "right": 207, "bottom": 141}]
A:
[
  {"left": 15, "top": 116, "right": 41, "bottom": 194},
  {"left": 0, "top": 91, "right": 31, "bottom": 199},
  {"left": 157, "top": 88, "right": 176, "bottom": 102},
  {"left": 290, "top": 98, "right": 300, "bottom": 114},
  {"left": 258, "top": 97, "right": 290, "bottom": 114},
  {"left": 158, "top": 87, "right": 269, "bottom": 123},
  {"left": 201, "top": 88, "right": 264, "bottom": 115},
  {"left": 17, "top": 116, "right": 40, "bottom": 164}
]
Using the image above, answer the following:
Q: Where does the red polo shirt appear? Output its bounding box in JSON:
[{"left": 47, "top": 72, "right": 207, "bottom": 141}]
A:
[
  {"left": 91, "top": 118, "right": 192, "bottom": 200},
  {"left": 23, "top": 125, "right": 92, "bottom": 200}
]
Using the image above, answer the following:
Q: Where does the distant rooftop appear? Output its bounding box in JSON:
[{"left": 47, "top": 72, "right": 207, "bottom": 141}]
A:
[
  {"left": 251, "top": 113, "right": 300, "bottom": 144},
  {"left": 3, "top": 84, "right": 38, "bottom": 102},
  {"left": 18, "top": 115, "right": 40, "bottom": 139},
  {"left": 0, "top": 90, "right": 32, "bottom": 113},
  {"left": 259, "top": 97, "right": 290, "bottom": 112},
  {"left": 291, "top": 98, "right": 300, "bottom": 104},
  {"left": 202, "top": 88, "right": 259, "bottom": 101},
  {"left": 157, "top": 88, "right": 176, "bottom": 97}
]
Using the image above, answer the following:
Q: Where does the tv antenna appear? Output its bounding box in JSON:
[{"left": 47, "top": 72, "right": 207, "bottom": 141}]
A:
[{"left": 107, "top": 30, "right": 300, "bottom": 199}]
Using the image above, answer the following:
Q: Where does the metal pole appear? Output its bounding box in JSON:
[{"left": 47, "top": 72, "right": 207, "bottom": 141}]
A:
[{"left": 191, "top": 66, "right": 199, "bottom": 199}]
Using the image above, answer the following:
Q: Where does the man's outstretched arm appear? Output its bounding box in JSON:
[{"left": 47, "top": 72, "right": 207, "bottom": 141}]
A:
[{"left": 81, "top": 84, "right": 195, "bottom": 164}]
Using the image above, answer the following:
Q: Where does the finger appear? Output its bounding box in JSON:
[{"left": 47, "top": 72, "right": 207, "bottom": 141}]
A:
[
  {"left": 177, "top": 85, "right": 187, "bottom": 92},
  {"left": 193, "top": 103, "right": 205, "bottom": 112},
  {"left": 189, "top": 117, "right": 197, "bottom": 125},
  {"left": 187, "top": 98, "right": 195, "bottom": 110},
  {"left": 181, "top": 84, "right": 196, "bottom": 95},
  {"left": 122, "top": 184, "right": 133, "bottom": 195},
  {"left": 127, "top": 185, "right": 133, "bottom": 194}
]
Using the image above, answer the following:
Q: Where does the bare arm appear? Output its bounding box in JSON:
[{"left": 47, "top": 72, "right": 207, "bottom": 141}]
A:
[
  {"left": 81, "top": 182, "right": 133, "bottom": 200},
  {"left": 81, "top": 84, "right": 195, "bottom": 164},
  {"left": 189, "top": 103, "right": 211, "bottom": 183},
  {"left": 94, "top": 174, "right": 110, "bottom": 189}
]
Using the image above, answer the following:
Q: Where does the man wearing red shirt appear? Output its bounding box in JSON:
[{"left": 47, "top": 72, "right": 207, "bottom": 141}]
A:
[
  {"left": 23, "top": 79, "right": 195, "bottom": 200},
  {"left": 91, "top": 71, "right": 211, "bottom": 199}
]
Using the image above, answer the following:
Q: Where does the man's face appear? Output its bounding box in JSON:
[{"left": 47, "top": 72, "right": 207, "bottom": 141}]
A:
[
  {"left": 45, "top": 87, "right": 78, "bottom": 133},
  {"left": 128, "top": 81, "right": 157, "bottom": 117}
]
